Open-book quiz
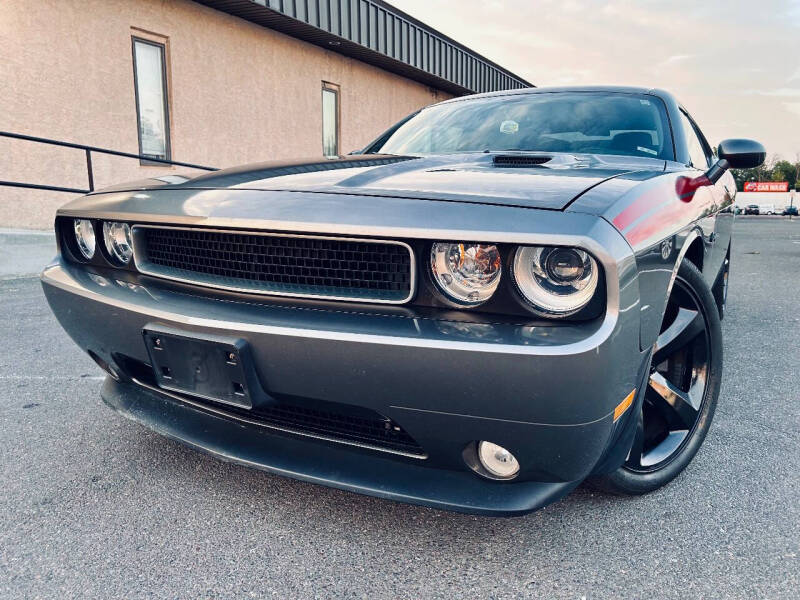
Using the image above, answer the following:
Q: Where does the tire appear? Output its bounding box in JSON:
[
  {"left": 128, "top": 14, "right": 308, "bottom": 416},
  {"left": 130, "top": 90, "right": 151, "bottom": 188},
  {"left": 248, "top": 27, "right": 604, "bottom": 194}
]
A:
[
  {"left": 591, "top": 260, "right": 723, "bottom": 495},
  {"left": 712, "top": 245, "right": 731, "bottom": 320}
]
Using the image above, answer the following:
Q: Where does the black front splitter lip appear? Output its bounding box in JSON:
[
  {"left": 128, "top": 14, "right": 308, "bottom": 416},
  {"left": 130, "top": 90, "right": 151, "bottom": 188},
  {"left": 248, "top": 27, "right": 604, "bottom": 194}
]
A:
[{"left": 101, "top": 377, "right": 581, "bottom": 517}]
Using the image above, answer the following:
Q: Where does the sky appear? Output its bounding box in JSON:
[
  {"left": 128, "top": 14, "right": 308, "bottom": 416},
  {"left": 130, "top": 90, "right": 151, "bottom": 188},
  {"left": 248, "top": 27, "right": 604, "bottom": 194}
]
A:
[{"left": 391, "top": 0, "right": 800, "bottom": 161}]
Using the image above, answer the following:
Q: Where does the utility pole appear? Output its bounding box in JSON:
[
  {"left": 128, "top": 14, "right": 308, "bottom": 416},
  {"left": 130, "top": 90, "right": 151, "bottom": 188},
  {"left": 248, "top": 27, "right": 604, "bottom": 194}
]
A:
[
  {"left": 794, "top": 155, "right": 799, "bottom": 209},
  {"left": 791, "top": 155, "right": 799, "bottom": 217}
]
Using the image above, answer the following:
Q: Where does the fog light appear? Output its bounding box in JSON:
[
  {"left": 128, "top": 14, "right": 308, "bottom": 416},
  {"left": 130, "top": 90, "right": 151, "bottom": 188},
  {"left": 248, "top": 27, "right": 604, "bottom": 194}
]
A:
[{"left": 477, "top": 441, "right": 520, "bottom": 479}]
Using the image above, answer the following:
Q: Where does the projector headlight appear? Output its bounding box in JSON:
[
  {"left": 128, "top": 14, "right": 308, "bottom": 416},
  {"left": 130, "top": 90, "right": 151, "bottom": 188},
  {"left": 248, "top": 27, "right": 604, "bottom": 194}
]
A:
[
  {"left": 102, "top": 222, "right": 133, "bottom": 265},
  {"left": 430, "top": 242, "right": 501, "bottom": 305},
  {"left": 73, "top": 218, "right": 95, "bottom": 260},
  {"left": 512, "top": 246, "right": 599, "bottom": 317}
]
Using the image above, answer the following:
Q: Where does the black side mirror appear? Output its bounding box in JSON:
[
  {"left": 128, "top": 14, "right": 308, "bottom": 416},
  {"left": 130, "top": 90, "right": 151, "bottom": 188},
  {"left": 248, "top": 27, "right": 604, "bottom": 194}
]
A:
[
  {"left": 677, "top": 138, "right": 766, "bottom": 201},
  {"left": 717, "top": 139, "right": 766, "bottom": 169},
  {"left": 703, "top": 138, "right": 766, "bottom": 184}
]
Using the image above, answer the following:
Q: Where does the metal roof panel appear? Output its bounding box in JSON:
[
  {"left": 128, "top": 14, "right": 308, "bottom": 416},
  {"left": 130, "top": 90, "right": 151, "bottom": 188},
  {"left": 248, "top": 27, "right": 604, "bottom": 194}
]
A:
[{"left": 195, "top": 0, "right": 533, "bottom": 95}]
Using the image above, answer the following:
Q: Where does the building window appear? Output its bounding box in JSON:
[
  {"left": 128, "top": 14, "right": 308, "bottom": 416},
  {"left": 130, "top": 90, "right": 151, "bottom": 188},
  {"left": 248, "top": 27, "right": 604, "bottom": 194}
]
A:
[
  {"left": 322, "top": 83, "right": 339, "bottom": 158},
  {"left": 132, "top": 37, "right": 170, "bottom": 163}
]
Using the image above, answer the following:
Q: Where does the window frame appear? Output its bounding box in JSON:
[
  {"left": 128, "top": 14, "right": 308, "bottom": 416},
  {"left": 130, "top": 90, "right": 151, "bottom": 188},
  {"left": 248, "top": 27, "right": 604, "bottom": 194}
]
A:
[
  {"left": 131, "top": 36, "right": 172, "bottom": 165},
  {"left": 321, "top": 82, "right": 340, "bottom": 158},
  {"left": 679, "top": 109, "right": 712, "bottom": 169}
]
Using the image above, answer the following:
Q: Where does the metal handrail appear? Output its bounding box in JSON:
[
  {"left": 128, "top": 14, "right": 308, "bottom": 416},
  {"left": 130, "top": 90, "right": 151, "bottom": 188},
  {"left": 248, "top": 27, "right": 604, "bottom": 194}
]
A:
[{"left": 0, "top": 130, "right": 218, "bottom": 194}]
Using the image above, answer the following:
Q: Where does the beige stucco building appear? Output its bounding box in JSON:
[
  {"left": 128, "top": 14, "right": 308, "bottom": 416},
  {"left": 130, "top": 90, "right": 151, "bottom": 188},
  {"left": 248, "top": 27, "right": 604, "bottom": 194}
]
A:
[{"left": 0, "top": 0, "right": 529, "bottom": 229}]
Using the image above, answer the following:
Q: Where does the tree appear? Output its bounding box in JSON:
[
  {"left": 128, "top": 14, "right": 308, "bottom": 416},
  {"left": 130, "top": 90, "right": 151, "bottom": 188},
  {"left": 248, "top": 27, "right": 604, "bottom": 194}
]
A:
[
  {"left": 730, "top": 154, "right": 800, "bottom": 191},
  {"left": 771, "top": 160, "right": 796, "bottom": 190}
]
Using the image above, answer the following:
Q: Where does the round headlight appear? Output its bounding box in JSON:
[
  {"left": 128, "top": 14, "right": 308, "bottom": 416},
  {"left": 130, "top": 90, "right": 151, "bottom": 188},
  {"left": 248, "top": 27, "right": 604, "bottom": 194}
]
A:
[
  {"left": 102, "top": 222, "right": 133, "bottom": 265},
  {"left": 512, "top": 246, "right": 598, "bottom": 316},
  {"left": 430, "top": 242, "right": 501, "bottom": 305},
  {"left": 73, "top": 218, "right": 95, "bottom": 259}
]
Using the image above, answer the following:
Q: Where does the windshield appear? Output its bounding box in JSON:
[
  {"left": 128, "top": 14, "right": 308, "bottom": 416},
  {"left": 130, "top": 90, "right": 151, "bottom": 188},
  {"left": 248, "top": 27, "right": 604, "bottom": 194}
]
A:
[{"left": 369, "top": 92, "right": 674, "bottom": 160}]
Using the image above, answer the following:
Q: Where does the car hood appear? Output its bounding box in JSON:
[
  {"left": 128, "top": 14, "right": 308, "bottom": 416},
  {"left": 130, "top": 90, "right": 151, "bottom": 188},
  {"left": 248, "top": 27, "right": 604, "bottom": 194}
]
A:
[{"left": 94, "top": 153, "right": 666, "bottom": 210}]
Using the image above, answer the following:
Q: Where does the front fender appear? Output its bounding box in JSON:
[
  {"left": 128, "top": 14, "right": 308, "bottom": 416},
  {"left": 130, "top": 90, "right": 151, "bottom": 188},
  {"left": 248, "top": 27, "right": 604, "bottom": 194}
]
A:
[{"left": 569, "top": 170, "right": 715, "bottom": 350}]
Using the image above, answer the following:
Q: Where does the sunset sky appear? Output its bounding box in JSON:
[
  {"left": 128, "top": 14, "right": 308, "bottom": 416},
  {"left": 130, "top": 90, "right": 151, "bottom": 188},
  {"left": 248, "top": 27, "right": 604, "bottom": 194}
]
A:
[{"left": 392, "top": 0, "right": 800, "bottom": 161}]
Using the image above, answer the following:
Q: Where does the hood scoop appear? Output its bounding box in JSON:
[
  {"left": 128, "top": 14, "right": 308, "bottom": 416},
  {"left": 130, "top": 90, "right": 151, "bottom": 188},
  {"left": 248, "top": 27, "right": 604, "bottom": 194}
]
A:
[{"left": 493, "top": 155, "right": 552, "bottom": 168}]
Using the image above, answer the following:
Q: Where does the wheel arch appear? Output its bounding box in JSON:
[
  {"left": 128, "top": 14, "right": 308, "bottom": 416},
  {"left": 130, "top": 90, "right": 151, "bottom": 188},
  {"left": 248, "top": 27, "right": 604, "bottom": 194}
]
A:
[
  {"left": 666, "top": 228, "right": 705, "bottom": 299},
  {"left": 638, "top": 227, "right": 705, "bottom": 350},
  {"left": 682, "top": 235, "right": 704, "bottom": 272}
]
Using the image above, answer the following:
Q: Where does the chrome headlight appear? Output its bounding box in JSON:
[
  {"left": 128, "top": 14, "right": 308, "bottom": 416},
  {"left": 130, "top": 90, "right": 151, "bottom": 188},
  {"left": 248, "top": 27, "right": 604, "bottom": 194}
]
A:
[
  {"left": 512, "top": 246, "right": 599, "bottom": 316},
  {"left": 73, "top": 218, "right": 95, "bottom": 259},
  {"left": 102, "top": 222, "right": 133, "bottom": 265},
  {"left": 430, "top": 242, "right": 501, "bottom": 305}
]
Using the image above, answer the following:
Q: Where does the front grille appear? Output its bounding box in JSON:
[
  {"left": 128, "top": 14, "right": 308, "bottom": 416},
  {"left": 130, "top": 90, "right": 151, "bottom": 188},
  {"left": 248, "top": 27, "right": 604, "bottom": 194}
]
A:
[{"left": 133, "top": 226, "right": 414, "bottom": 303}]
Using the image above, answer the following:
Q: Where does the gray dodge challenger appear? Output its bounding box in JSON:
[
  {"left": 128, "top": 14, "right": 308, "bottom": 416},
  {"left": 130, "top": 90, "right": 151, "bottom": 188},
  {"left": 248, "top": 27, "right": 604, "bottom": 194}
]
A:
[{"left": 42, "top": 87, "right": 765, "bottom": 515}]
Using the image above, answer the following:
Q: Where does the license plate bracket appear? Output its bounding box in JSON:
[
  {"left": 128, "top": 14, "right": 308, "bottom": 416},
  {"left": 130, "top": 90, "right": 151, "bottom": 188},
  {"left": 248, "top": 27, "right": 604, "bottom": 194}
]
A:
[{"left": 143, "top": 325, "right": 272, "bottom": 409}]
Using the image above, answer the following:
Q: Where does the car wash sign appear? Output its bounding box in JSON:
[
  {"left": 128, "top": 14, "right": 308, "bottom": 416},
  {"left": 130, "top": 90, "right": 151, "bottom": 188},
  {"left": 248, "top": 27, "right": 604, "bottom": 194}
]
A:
[{"left": 743, "top": 181, "right": 789, "bottom": 192}]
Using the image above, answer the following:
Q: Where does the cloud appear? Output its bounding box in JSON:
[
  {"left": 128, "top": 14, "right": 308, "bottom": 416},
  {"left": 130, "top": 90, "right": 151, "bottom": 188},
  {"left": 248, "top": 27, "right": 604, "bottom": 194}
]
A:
[
  {"left": 784, "top": 103, "right": 800, "bottom": 118},
  {"left": 742, "top": 88, "right": 800, "bottom": 97},
  {"left": 658, "top": 54, "right": 694, "bottom": 67},
  {"left": 390, "top": 0, "right": 800, "bottom": 157}
]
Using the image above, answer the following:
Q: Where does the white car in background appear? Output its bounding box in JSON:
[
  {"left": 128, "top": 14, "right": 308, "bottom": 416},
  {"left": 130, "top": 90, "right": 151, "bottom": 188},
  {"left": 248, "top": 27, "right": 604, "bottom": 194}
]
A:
[{"left": 761, "top": 203, "right": 776, "bottom": 215}]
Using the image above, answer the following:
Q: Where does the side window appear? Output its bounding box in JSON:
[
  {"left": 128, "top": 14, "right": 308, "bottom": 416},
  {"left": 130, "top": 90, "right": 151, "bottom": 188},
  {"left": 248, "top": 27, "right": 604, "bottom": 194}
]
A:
[
  {"left": 322, "top": 82, "right": 340, "bottom": 158},
  {"left": 132, "top": 37, "right": 170, "bottom": 163},
  {"left": 679, "top": 111, "right": 709, "bottom": 169}
]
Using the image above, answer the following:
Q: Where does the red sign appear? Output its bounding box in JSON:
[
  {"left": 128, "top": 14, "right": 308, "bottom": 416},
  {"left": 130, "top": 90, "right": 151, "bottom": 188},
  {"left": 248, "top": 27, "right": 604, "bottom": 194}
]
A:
[{"left": 743, "top": 181, "right": 789, "bottom": 192}]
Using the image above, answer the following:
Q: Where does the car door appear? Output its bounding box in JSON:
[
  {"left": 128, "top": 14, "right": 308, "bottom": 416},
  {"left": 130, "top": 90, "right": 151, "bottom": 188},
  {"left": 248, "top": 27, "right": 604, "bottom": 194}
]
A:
[
  {"left": 695, "top": 118, "right": 734, "bottom": 281},
  {"left": 678, "top": 109, "right": 729, "bottom": 284}
]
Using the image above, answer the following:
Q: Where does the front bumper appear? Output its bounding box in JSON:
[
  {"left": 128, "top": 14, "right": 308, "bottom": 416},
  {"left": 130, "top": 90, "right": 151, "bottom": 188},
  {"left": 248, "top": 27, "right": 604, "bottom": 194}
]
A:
[
  {"left": 42, "top": 258, "right": 647, "bottom": 515},
  {"left": 101, "top": 376, "right": 580, "bottom": 515}
]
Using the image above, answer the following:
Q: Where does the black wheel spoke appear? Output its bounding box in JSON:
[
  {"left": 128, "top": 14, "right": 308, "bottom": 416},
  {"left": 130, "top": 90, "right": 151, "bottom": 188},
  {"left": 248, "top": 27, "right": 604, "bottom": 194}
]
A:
[
  {"left": 626, "top": 407, "right": 646, "bottom": 468},
  {"left": 653, "top": 307, "right": 703, "bottom": 365},
  {"left": 640, "top": 431, "right": 689, "bottom": 468},
  {"left": 647, "top": 372, "right": 699, "bottom": 430}
]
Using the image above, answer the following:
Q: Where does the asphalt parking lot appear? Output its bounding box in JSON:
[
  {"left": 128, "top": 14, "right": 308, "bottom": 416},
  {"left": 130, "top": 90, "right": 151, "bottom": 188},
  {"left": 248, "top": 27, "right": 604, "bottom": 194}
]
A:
[{"left": 1, "top": 218, "right": 798, "bottom": 599}]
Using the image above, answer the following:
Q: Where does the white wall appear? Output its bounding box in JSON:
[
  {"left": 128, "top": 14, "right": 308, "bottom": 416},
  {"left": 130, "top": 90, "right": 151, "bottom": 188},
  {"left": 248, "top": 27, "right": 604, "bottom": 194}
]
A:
[{"left": 736, "top": 191, "right": 797, "bottom": 210}]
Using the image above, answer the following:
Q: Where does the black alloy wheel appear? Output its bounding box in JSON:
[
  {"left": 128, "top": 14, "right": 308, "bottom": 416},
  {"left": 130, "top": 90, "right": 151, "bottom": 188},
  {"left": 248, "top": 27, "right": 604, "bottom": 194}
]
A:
[{"left": 594, "top": 260, "right": 722, "bottom": 495}]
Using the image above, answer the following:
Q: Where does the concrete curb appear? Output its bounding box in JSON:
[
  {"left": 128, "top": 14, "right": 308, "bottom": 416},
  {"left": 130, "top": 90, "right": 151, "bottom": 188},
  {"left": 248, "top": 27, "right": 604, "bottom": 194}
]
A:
[{"left": 0, "top": 228, "right": 56, "bottom": 279}]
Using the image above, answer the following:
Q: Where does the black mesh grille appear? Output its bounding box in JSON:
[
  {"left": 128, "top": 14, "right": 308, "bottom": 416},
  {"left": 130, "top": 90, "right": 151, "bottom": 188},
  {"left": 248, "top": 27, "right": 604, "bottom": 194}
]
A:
[
  {"left": 214, "top": 398, "right": 426, "bottom": 457},
  {"left": 137, "top": 227, "right": 413, "bottom": 302},
  {"left": 114, "top": 353, "right": 426, "bottom": 457}
]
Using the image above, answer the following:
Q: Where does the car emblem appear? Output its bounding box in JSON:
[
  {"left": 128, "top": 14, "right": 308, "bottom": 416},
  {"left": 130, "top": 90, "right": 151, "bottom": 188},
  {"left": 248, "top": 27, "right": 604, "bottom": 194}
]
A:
[{"left": 661, "top": 239, "right": 673, "bottom": 260}]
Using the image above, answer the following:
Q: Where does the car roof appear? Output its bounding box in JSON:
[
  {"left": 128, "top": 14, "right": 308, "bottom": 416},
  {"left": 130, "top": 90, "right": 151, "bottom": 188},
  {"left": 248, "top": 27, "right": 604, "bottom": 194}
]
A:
[{"left": 435, "top": 85, "right": 677, "bottom": 106}]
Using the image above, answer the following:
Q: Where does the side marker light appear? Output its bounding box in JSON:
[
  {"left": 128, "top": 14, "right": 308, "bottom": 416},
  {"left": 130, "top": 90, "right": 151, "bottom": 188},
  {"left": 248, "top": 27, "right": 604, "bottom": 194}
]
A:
[{"left": 614, "top": 389, "right": 636, "bottom": 421}]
